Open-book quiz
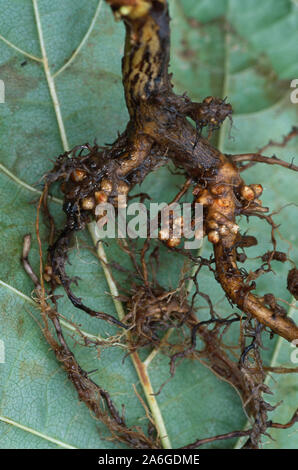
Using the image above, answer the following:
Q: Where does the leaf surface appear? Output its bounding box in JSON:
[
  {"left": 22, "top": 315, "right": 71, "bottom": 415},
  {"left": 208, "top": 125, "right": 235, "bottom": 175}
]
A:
[{"left": 0, "top": 0, "right": 297, "bottom": 449}]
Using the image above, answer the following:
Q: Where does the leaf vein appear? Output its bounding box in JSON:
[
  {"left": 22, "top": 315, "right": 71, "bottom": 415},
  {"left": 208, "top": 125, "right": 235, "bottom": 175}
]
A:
[
  {"left": 0, "top": 34, "right": 42, "bottom": 62},
  {"left": 53, "top": 0, "right": 104, "bottom": 79},
  {"left": 0, "top": 416, "right": 77, "bottom": 449},
  {"left": 0, "top": 163, "right": 62, "bottom": 204}
]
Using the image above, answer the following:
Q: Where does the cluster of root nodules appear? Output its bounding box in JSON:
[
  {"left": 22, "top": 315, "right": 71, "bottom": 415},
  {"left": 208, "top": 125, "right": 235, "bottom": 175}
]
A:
[{"left": 24, "top": 118, "right": 298, "bottom": 449}]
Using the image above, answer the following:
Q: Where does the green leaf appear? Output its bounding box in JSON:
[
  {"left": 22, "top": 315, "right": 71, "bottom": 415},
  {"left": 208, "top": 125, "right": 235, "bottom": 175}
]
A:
[{"left": 0, "top": 0, "right": 297, "bottom": 449}]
